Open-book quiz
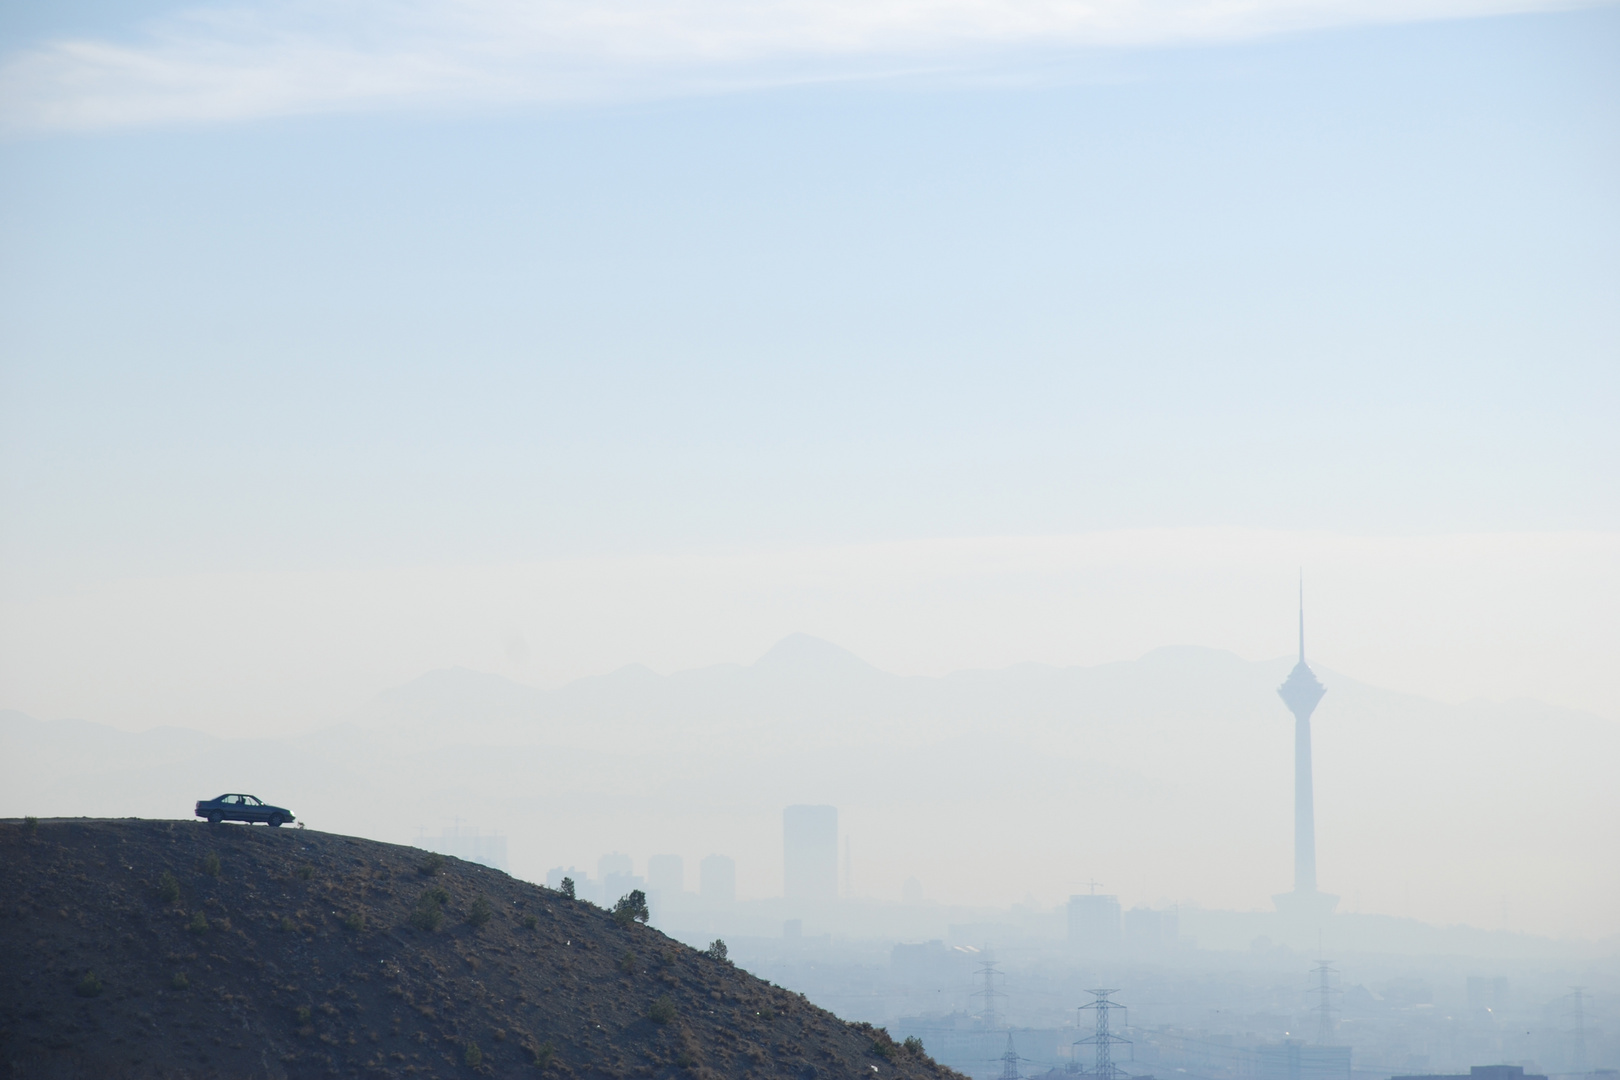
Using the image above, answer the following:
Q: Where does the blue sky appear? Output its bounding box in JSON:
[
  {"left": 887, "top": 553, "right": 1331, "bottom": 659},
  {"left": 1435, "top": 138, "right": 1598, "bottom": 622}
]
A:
[
  {"left": 4, "top": 6, "right": 1617, "bottom": 574},
  {"left": 0, "top": 2, "right": 1617, "bottom": 725}
]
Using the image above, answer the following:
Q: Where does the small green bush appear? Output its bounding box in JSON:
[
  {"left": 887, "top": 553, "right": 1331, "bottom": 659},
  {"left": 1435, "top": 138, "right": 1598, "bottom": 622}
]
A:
[
  {"left": 648, "top": 994, "right": 676, "bottom": 1024},
  {"left": 532, "top": 1040, "right": 555, "bottom": 1067},
  {"left": 157, "top": 872, "right": 181, "bottom": 903},
  {"left": 619, "top": 949, "right": 637, "bottom": 974},
  {"left": 296, "top": 864, "right": 314, "bottom": 881},
  {"left": 903, "top": 1036, "right": 926, "bottom": 1055},
  {"left": 523, "top": 913, "right": 538, "bottom": 929},
  {"left": 343, "top": 910, "right": 366, "bottom": 932},
  {"left": 188, "top": 912, "right": 209, "bottom": 934},
  {"left": 612, "top": 889, "right": 649, "bottom": 926},
  {"left": 75, "top": 971, "right": 103, "bottom": 997},
  {"left": 171, "top": 972, "right": 190, "bottom": 990},
  {"left": 704, "top": 939, "right": 728, "bottom": 963},
  {"left": 201, "top": 851, "right": 221, "bottom": 878},
  {"left": 467, "top": 895, "right": 492, "bottom": 929},
  {"left": 411, "top": 888, "right": 447, "bottom": 932},
  {"left": 23, "top": 816, "right": 38, "bottom": 835},
  {"left": 418, "top": 852, "right": 445, "bottom": 876},
  {"left": 558, "top": 876, "right": 575, "bottom": 899},
  {"left": 464, "top": 1041, "right": 483, "bottom": 1067},
  {"left": 295, "top": 1005, "right": 311, "bottom": 1023},
  {"left": 279, "top": 915, "right": 296, "bottom": 932}
]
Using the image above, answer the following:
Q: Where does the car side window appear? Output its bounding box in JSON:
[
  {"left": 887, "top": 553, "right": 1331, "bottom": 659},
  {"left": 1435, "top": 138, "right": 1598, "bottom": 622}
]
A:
[{"left": 245, "top": 796, "right": 260, "bottom": 806}]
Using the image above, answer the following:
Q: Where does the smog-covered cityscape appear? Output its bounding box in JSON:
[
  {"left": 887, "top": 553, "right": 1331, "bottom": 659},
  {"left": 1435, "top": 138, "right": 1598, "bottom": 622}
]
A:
[{"left": 2, "top": 0, "right": 1617, "bottom": 1076}]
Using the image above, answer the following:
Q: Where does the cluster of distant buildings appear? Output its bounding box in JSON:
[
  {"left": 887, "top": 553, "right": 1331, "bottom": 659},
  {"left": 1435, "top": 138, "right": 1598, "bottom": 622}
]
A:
[
  {"left": 425, "top": 799, "right": 1191, "bottom": 955},
  {"left": 542, "top": 851, "right": 737, "bottom": 914}
]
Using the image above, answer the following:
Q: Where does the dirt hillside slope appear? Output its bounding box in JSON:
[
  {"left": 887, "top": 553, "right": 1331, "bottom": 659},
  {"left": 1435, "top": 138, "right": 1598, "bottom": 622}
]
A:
[{"left": 0, "top": 818, "right": 965, "bottom": 1080}]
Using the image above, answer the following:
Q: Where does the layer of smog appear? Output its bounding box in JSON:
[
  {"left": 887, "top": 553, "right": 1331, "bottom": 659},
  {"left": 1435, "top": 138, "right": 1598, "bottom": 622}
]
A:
[{"left": 1, "top": 1, "right": 1615, "bottom": 1078}]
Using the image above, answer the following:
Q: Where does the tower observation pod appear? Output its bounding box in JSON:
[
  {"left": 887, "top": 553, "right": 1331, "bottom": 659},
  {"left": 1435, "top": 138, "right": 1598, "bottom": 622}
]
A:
[{"left": 1272, "top": 578, "right": 1339, "bottom": 920}]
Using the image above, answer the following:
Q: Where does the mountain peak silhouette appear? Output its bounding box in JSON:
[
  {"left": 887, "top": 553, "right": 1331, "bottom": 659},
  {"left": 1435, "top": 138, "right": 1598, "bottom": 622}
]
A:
[{"left": 751, "top": 633, "right": 880, "bottom": 675}]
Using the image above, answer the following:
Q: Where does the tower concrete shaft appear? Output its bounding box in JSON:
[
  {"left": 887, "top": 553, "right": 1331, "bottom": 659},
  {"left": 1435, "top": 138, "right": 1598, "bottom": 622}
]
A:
[{"left": 1294, "top": 716, "right": 1317, "bottom": 892}]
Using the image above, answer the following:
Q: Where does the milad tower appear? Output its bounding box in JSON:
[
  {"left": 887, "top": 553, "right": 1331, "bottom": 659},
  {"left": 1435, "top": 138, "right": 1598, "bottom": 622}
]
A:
[{"left": 1272, "top": 581, "right": 1339, "bottom": 919}]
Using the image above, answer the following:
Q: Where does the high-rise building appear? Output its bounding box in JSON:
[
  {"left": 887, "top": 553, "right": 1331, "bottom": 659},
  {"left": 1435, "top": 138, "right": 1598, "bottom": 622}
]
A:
[
  {"left": 1068, "top": 893, "right": 1122, "bottom": 953},
  {"left": 598, "top": 852, "right": 640, "bottom": 905},
  {"left": 418, "top": 824, "right": 507, "bottom": 872},
  {"left": 699, "top": 854, "right": 736, "bottom": 905},
  {"left": 1123, "top": 905, "right": 1178, "bottom": 952},
  {"left": 1273, "top": 581, "right": 1339, "bottom": 918},
  {"left": 647, "top": 854, "right": 684, "bottom": 896},
  {"left": 783, "top": 804, "right": 839, "bottom": 903}
]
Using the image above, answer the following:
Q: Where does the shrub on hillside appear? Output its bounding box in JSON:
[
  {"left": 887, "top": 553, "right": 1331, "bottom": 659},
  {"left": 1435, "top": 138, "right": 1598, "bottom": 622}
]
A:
[
  {"left": 467, "top": 896, "right": 492, "bottom": 929},
  {"left": 531, "top": 1040, "right": 555, "bottom": 1068},
  {"left": 343, "top": 910, "right": 366, "bottom": 932},
  {"left": 523, "top": 913, "right": 539, "bottom": 929},
  {"left": 188, "top": 912, "right": 209, "bottom": 934},
  {"left": 201, "top": 851, "right": 220, "bottom": 878},
  {"left": 296, "top": 864, "right": 314, "bottom": 880},
  {"left": 648, "top": 994, "right": 676, "bottom": 1024},
  {"left": 612, "top": 890, "right": 649, "bottom": 926},
  {"left": 704, "top": 939, "right": 728, "bottom": 962},
  {"left": 464, "top": 1042, "right": 483, "bottom": 1067},
  {"left": 411, "top": 888, "right": 448, "bottom": 932},
  {"left": 156, "top": 872, "right": 181, "bottom": 903},
  {"left": 23, "top": 816, "right": 38, "bottom": 835},
  {"left": 558, "top": 876, "right": 575, "bottom": 899},
  {"left": 74, "top": 971, "right": 102, "bottom": 997},
  {"left": 619, "top": 949, "right": 637, "bottom": 974},
  {"left": 903, "top": 1036, "right": 926, "bottom": 1055},
  {"left": 171, "top": 972, "right": 190, "bottom": 990},
  {"left": 418, "top": 852, "right": 445, "bottom": 876}
]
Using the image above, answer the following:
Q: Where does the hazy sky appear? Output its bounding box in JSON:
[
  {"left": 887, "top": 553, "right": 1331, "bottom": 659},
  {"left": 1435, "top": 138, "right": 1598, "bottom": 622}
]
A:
[{"left": 1, "top": 0, "right": 1616, "bottom": 730}]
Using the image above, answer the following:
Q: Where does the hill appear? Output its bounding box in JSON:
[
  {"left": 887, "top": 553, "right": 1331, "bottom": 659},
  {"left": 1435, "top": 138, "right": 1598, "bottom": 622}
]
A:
[{"left": 0, "top": 818, "right": 964, "bottom": 1080}]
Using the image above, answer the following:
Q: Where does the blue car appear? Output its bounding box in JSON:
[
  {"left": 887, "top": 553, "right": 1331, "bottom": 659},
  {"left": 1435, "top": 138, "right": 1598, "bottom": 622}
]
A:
[{"left": 194, "top": 794, "right": 294, "bottom": 827}]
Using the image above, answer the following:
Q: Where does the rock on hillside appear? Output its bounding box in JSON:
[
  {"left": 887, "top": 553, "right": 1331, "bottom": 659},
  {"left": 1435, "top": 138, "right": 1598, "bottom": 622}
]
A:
[{"left": 0, "top": 819, "right": 962, "bottom": 1080}]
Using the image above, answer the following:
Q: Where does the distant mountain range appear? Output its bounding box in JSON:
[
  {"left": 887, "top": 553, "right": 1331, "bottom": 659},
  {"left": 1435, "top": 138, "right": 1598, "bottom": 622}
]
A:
[{"left": 3, "top": 635, "right": 1615, "bottom": 944}]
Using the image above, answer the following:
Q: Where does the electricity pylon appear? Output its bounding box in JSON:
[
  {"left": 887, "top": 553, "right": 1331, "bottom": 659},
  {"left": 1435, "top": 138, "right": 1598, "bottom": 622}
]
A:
[
  {"left": 972, "top": 956, "right": 1006, "bottom": 1030},
  {"left": 1311, "top": 959, "right": 1340, "bottom": 1045},
  {"left": 1076, "top": 989, "right": 1131, "bottom": 1080}
]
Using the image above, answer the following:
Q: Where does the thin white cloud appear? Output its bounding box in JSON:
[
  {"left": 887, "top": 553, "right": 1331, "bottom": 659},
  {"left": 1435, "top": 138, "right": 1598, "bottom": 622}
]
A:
[{"left": 0, "top": 0, "right": 1588, "bottom": 130}]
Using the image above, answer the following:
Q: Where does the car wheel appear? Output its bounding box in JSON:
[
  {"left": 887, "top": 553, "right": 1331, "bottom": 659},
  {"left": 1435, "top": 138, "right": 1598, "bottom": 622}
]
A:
[
  {"left": 268, "top": 815, "right": 283, "bottom": 827},
  {"left": 207, "top": 812, "right": 222, "bottom": 824}
]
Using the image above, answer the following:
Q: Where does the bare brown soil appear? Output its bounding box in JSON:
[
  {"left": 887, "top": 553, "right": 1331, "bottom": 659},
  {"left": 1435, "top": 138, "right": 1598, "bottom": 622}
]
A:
[{"left": 0, "top": 819, "right": 964, "bottom": 1080}]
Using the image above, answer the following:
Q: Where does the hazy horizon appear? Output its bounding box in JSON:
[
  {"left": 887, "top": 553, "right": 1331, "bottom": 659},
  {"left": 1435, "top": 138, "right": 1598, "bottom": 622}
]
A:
[{"left": 1, "top": 1, "right": 1616, "bottom": 1071}]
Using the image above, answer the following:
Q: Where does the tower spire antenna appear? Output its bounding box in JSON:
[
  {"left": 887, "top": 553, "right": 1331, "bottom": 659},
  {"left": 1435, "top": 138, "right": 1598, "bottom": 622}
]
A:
[{"left": 1298, "top": 569, "right": 1305, "bottom": 663}]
